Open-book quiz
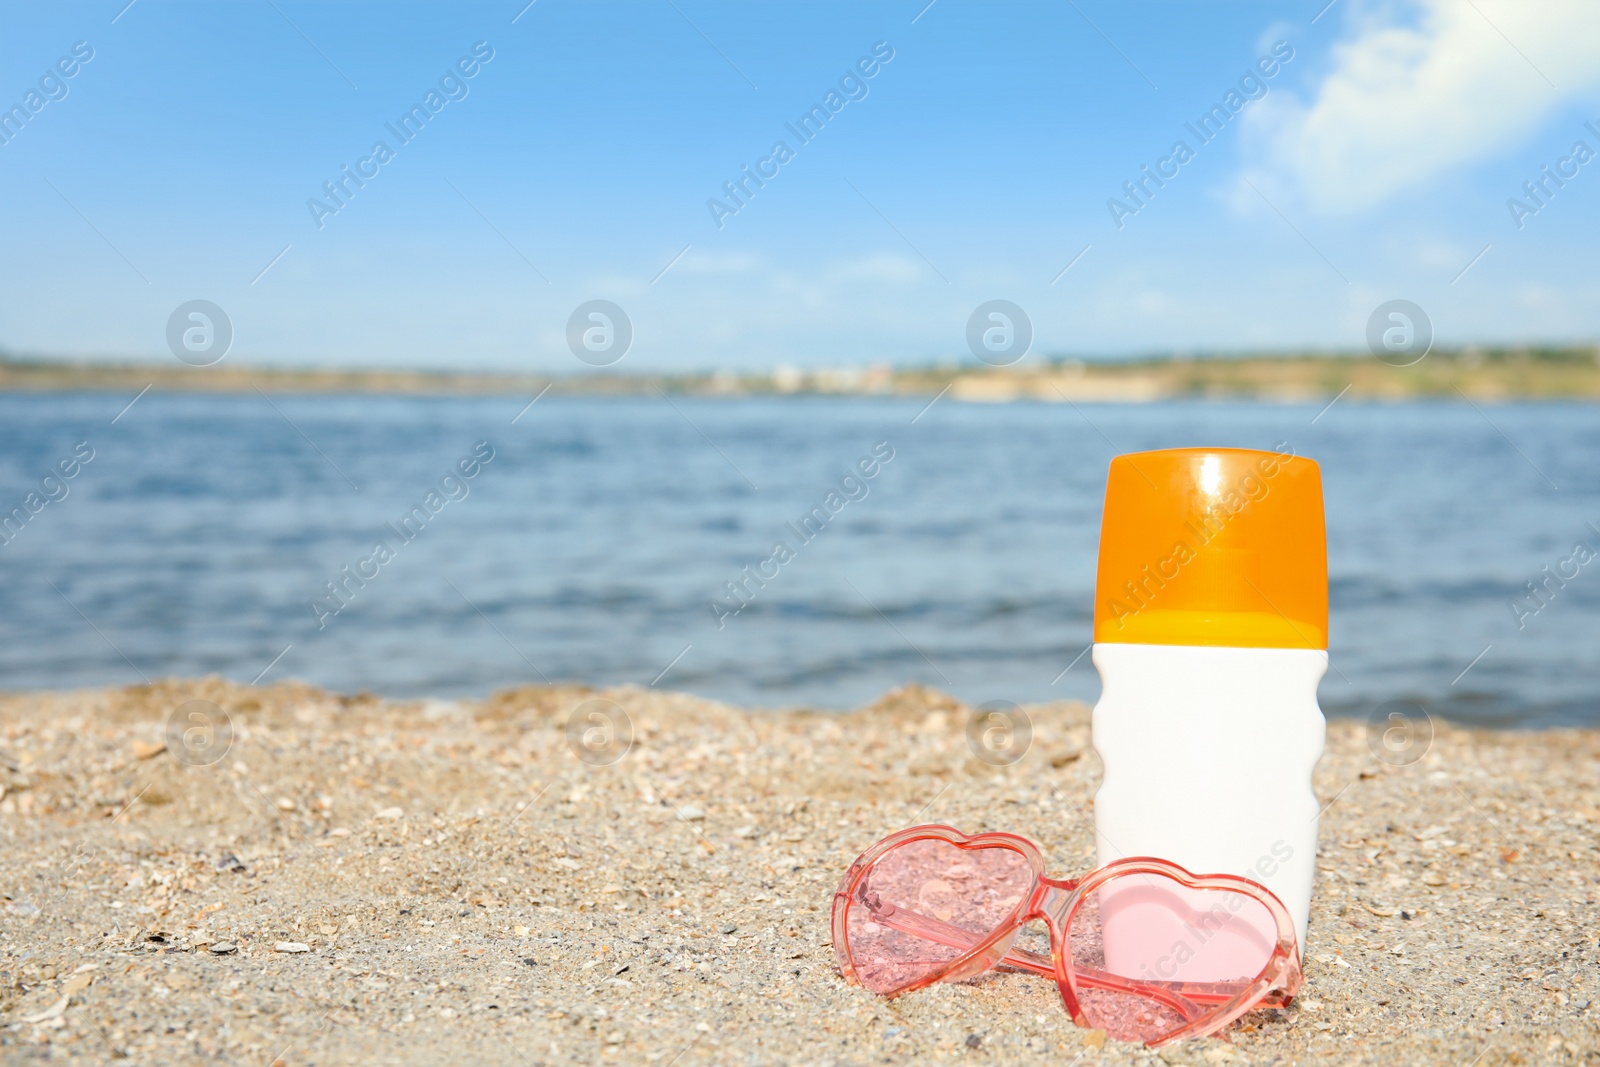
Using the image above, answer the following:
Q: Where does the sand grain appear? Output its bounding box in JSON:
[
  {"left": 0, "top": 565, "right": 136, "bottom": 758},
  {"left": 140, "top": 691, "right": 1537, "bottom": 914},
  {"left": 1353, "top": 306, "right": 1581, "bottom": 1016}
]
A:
[{"left": 0, "top": 679, "right": 1596, "bottom": 1064}]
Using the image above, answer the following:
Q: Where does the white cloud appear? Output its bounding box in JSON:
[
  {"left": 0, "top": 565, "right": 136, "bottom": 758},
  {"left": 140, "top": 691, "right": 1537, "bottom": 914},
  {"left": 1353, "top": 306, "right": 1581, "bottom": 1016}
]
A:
[
  {"left": 677, "top": 250, "right": 766, "bottom": 275},
  {"left": 823, "top": 253, "right": 924, "bottom": 284},
  {"left": 1405, "top": 237, "right": 1478, "bottom": 271},
  {"left": 1132, "top": 290, "right": 1174, "bottom": 316},
  {"left": 1513, "top": 283, "right": 1561, "bottom": 311},
  {"left": 1245, "top": 0, "right": 1600, "bottom": 212}
]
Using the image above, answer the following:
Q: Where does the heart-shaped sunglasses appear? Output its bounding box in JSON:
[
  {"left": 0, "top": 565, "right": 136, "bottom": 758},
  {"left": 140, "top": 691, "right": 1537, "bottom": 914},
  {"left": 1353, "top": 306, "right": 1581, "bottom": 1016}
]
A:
[{"left": 832, "top": 825, "right": 1302, "bottom": 1047}]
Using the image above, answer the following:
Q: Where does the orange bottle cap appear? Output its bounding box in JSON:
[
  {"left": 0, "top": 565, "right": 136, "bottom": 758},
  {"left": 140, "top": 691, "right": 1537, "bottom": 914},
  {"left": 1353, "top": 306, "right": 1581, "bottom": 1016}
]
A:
[{"left": 1093, "top": 447, "right": 1327, "bottom": 649}]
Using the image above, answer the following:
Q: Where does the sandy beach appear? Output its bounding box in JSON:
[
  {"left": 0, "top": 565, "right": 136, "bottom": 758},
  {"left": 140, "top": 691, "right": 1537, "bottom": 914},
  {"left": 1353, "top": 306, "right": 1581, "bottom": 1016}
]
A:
[{"left": 0, "top": 678, "right": 1595, "bottom": 1065}]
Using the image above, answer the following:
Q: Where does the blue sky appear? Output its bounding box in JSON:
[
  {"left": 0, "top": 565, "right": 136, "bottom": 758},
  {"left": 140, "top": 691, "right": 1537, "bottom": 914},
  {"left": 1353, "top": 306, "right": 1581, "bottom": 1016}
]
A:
[{"left": 2, "top": 0, "right": 1599, "bottom": 371}]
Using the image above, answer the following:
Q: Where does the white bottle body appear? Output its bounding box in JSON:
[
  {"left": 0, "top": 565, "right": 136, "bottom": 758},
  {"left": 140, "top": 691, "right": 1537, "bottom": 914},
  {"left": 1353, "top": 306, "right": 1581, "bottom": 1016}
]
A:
[{"left": 1090, "top": 642, "right": 1326, "bottom": 951}]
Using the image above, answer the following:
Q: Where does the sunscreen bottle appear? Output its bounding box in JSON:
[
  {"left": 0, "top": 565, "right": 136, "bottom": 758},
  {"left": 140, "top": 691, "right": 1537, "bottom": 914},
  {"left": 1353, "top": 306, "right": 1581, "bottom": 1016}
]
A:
[{"left": 1089, "top": 446, "right": 1327, "bottom": 953}]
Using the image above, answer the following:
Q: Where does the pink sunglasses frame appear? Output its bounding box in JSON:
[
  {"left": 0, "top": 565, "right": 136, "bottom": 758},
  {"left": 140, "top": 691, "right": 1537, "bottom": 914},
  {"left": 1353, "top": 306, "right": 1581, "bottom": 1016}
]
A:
[{"left": 831, "top": 824, "right": 1303, "bottom": 1047}]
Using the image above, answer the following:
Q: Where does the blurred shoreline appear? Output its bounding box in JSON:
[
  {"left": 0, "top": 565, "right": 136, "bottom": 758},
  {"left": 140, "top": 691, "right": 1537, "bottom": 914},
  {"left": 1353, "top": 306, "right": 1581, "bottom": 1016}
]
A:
[{"left": 4, "top": 346, "right": 1600, "bottom": 401}]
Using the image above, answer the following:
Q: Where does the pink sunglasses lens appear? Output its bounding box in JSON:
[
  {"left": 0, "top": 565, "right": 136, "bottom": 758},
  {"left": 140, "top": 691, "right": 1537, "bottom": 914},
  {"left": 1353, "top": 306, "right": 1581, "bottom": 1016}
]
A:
[
  {"left": 843, "top": 838, "right": 1032, "bottom": 994},
  {"left": 1066, "top": 874, "right": 1278, "bottom": 1044}
]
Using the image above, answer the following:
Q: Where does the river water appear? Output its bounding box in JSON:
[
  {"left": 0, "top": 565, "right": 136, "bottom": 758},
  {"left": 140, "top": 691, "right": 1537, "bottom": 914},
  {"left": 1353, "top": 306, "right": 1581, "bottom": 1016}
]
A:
[{"left": 1, "top": 392, "right": 1594, "bottom": 727}]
